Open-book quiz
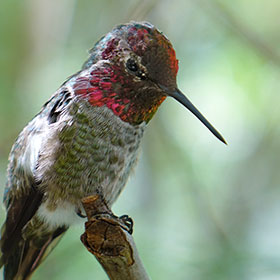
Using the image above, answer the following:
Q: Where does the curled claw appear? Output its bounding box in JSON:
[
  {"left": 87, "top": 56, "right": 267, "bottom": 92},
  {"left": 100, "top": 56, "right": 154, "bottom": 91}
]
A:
[{"left": 119, "top": 214, "right": 134, "bottom": 234}]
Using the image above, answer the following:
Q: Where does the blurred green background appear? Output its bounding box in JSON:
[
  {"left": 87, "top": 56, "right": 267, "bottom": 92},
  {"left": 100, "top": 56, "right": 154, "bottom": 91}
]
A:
[{"left": 1, "top": 0, "right": 280, "bottom": 279}]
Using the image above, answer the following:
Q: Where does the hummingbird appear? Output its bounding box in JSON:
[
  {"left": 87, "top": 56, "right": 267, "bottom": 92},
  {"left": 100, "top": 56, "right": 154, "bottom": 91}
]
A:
[{"left": 0, "top": 21, "right": 226, "bottom": 280}]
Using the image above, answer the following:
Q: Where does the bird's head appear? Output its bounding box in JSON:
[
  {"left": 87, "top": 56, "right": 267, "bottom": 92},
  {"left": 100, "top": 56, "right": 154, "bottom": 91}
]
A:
[{"left": 79, "top": 22, "right": 225, "bottom": 143}]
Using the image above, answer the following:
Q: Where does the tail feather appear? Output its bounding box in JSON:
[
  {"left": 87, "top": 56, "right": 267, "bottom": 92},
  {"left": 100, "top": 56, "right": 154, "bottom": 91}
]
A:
[{"left": 1, "top": 227, "right": 67, "bottom": 280}]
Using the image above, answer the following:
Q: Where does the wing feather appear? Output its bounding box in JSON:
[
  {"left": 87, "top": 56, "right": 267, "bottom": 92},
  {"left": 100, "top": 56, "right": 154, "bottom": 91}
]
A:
[{"left": 1, "top": 89, "right": 73, "bottom": 276}]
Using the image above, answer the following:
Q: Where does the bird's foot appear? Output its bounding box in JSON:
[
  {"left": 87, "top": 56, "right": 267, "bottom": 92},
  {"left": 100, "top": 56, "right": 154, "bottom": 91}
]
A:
[
  {"left": 118, "top": 214, "right": 134, "bottom": 234},
  {"left": 80, "top": 195, "right": 134, "bottom": 234},
  {"left": 101, "top": 213, "right": 134, "bottom": 234}
]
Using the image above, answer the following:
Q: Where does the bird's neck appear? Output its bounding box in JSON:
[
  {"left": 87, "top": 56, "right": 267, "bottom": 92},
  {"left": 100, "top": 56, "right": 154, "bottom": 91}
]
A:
[{"left": 72, "top": 67, "right": 166, "bottom": 125}]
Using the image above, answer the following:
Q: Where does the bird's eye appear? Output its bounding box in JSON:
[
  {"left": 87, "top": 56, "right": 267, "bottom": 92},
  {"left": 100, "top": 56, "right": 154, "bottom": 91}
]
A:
[{"left": 126, "top": 59, "right": 138, "bottom": 72}]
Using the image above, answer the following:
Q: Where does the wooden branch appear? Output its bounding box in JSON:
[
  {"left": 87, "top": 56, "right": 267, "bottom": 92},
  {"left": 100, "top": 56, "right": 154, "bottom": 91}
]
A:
[{"left": 80, "top": 195, "right": 150, "bottom": 280}]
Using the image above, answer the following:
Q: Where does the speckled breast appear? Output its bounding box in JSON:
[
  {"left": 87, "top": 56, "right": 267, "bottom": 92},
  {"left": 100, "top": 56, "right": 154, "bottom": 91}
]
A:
[{"left": 39, "top": 99, "right": 145, "bottom": 210}]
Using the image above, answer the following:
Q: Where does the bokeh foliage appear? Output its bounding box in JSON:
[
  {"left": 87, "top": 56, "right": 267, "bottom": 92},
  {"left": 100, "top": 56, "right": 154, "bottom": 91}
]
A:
[{"left": 1, "top": 0, "right": 280, "bottom": 279}]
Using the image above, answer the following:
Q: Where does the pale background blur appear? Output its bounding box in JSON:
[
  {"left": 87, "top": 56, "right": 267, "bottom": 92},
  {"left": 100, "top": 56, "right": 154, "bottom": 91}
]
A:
[{"left": 1, "top": 0, "right": 280, "bottom": 279}]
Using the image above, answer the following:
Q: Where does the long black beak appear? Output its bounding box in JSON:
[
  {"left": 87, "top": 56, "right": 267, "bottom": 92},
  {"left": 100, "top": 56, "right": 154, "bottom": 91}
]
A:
[{"left": 168, "top": 88, "right": 227, "bottom": 144}]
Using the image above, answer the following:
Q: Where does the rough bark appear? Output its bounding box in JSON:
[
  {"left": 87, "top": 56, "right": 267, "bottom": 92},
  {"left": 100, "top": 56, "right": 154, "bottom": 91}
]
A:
[{"left": 81, "top": 195, "right": 150, "bottom": 280}]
